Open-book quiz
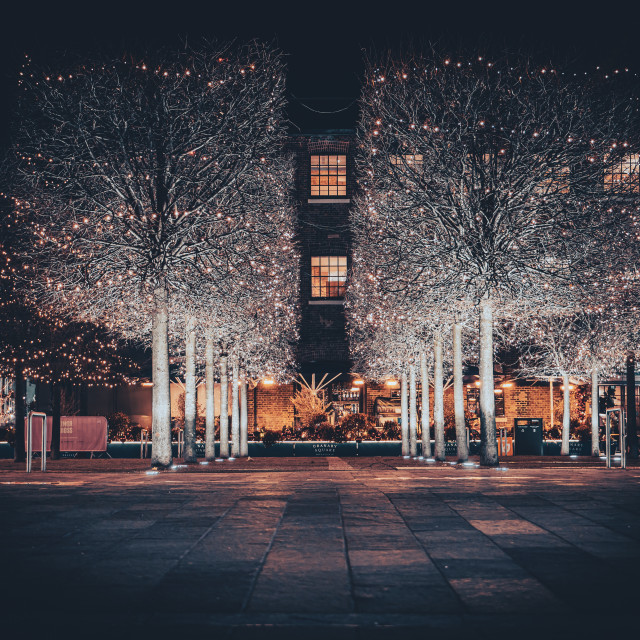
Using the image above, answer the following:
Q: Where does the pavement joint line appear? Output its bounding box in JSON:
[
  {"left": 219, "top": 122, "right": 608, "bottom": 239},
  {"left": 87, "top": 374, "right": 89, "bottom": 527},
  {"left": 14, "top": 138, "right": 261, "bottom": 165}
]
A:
[
  {"left": 337, "top": 486, "right": 357, "bottom": 612},
  {"left": 381, "top": 487, "right": 468, "bottom": 612},
  {"left": 240, "top": 491, "right": 289, "bottom": 613}
]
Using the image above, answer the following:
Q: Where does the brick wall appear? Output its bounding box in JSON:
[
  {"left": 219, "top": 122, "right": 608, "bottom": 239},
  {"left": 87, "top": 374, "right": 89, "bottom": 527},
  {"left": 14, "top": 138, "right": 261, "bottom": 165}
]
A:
[
  {"left": 248, "top": 382, "right": 295, "bottom": 431},
  {"left": 288, "top": 133, "right": 356, "bottom": 367},
  {"left": 360, "top": 379, "right": 582, "bottom": 432}
]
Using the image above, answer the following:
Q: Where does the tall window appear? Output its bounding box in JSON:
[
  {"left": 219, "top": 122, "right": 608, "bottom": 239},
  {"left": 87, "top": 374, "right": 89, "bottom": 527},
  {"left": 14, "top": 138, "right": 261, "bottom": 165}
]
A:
[
  {"left": 310, "top": 155, "right": 347, "bottom": 196},
  {"left": 311, "top": 256, "right": 347, "bottom": 298},
  {"left": 604, "top": 154, "right": 640, "bottom": 192}
]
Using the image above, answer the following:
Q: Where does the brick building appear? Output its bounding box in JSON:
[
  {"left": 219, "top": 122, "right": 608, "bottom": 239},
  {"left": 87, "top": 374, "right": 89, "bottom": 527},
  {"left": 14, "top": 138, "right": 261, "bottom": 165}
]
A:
[{"left": 252, "top": 124, "right": 588, "bottom": 434}]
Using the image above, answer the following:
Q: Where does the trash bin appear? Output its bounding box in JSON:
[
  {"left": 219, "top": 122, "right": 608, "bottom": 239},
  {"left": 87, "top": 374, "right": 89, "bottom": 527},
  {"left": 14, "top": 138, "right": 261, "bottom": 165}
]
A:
[{"left": 513, "top": 418, "right": 543, "bottom": 455}]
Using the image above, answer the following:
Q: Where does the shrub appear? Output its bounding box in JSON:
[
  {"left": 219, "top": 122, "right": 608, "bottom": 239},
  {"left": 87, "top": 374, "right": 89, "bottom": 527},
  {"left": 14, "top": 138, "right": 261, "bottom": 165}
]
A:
[
  {"left": 315, "top": 422, "right": 335, "bottom": 441},
  {"left": 341, "top": 413, "right": 372, "bottom": 440},
  {"left": 382, "top": 420, "right": 401, "bottom": 440},
  {"left": 572, "top": 424, "right": 592, "bottom": 444},
  {"left": 107, "top": 412, "right": 132, "bottom": 441},
  {"left": 262, "top": 429, "right": 281, "bottom": 447},
  {"left": 332, "top": 424, "right": 346, "bottom": 442}
]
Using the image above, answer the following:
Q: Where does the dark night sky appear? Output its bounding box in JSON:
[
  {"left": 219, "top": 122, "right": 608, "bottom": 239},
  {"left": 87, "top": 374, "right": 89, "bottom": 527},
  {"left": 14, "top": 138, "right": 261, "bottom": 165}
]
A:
[{"left": 1, "top": 1, "right": 639, "bottom": 141}]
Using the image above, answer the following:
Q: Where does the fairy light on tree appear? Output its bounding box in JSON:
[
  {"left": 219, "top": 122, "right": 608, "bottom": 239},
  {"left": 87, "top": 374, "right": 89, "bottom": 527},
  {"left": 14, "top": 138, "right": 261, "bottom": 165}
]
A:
[
  {"left": 12, "top": 41, "right": 292, "bottom": 468},
  {"left": 352, "top": 49, "right": 640, "bottom": 466}
]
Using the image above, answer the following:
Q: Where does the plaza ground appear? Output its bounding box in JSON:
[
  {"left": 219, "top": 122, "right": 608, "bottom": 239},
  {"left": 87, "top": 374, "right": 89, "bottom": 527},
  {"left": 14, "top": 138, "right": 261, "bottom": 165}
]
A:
[{"left": 1, "top": 457, "right": 639, "bottom": 639}]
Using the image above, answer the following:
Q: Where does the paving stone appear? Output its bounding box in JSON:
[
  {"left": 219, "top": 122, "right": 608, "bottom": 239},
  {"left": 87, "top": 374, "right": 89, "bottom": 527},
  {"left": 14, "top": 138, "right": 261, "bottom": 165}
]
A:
[{"left": 1, "top": 457, "right": 639, "bottom": 638}]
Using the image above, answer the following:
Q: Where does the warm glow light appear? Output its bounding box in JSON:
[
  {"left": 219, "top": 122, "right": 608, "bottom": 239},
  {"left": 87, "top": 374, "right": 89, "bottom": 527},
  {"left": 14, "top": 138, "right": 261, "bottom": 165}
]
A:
[
  {"left": 350, "top": 387, "right": 359, "bottom": 392},
  {"left": 141, "top": 381, "right": 154, "bottom": 387},
  {"left": 386, "top": 379, "right": 399, "bottom": 386},
  {"left": 474, "top": 380, "right": 481, "bottom": 387},
  {"left": 353, "top": 379, "right": 364, "bottom": 385},
  {"left": 501, "top": 382, "right": 514, "bottom": 388},
  {"left": 262, "top": 379, "right": 274, "bottom": 385},
  {"left": 494, "top": 389, "right": 503, "bottom": 394}
]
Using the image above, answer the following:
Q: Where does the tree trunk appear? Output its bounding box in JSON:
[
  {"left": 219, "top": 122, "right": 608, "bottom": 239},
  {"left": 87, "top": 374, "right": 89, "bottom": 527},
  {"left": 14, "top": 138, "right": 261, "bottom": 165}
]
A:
[
  {"left": 151, "top": 285, "right": 172, "bottom": 468},
  {"left": 50, "top": 382, "right": 61, "bottom": 460},
  {"left": 13, "top": 363, "right": 26, "bottom": 463},
  {"left": 453, "top": 322, "right": 468, "bottom": 462},
  {"left": 183, "top": 316, "right": 197, "bottom": 463},
  {"left": 420, "top": 352, "right": 431, "bottom": 458},
  {"left": 240, "top": 375, "right": 248, "bottom": 457},
  {"left": 627, "top": 353, "right": 638, "bottom": 458},
  {"left": 479, "top": 299, "right": 498, "bottom": 466},
  {"left": 433, "top": 334, "right": 446, "bottom": 461},
  {"left": 231, "top": 359, "right": 240, "bottom": 457},
  {"left": 400, "top": 370, "right": 409, "bottom": 456},
  {"left": 219, "top": 354, "right": 229, "bottom": 458},
  {"left": 409, "top": 364, "right": 417, "bottom": 457},
  {"left": 591, "top": 368, "right": 600, "bottom": 457},
  {"left": 205, "top": 333, "right": 216, "bottom": 461},
  {"left": 561, "top": 372, "right": 571, "bottom": 456}
]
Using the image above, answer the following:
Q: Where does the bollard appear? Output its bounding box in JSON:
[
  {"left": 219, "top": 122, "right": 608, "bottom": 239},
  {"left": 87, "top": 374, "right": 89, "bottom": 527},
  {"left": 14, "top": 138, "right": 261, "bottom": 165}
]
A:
[
  {"left": 606, "top": 408, "right": 626, "bottom": 469},
  {"left": 26, "top": 412, "right": 47, "bottom": 473}
]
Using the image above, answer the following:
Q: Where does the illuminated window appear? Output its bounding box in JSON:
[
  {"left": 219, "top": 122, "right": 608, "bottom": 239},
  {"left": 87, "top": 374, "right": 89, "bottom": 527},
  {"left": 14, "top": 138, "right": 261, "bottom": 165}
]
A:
[
  {"left": 310, "top": 155, "right": 347, "bottom": 196},
  {"left": 311, "top": 256, "right": 347, "bottom": 298},
  {"left": 466, "top": 386, "right": 504, "bottom": 416},
  {"left": 604, "top": 154, "right": 640, "bottom": 192},
  {"left": 390, "top": 154, "right": 423, "bottom": 168}
]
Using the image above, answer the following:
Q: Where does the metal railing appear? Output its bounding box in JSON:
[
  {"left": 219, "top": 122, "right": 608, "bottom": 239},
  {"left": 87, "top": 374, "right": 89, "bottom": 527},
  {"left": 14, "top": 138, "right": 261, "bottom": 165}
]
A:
[
  {"left": 606, "top": 408, "right": 626, "bottom": 469},
  {"left": 26, "top": 411, "right": 47, "bottom": 473},
  {"left": 140, "top": 430, "right": 150, "bottom": 459},
  {"left": 177, "top": 429, "right": 184, "bottom": 458}
]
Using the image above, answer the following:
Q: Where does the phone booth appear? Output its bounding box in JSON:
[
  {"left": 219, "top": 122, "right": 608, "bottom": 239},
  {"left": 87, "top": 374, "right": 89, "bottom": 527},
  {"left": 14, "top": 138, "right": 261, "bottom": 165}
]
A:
[{"left": 513, "top": 418, "right": 543, "bottom": 455}]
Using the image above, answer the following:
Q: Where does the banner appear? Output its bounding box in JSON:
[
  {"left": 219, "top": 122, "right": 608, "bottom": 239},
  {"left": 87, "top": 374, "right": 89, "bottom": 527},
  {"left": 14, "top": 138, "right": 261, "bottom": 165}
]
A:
[
  {"left": 25, "top": 416, "right": 108, "bottom": 452},
  {"left": 497, "top": 436, "right": 513, "bottom": 456}
]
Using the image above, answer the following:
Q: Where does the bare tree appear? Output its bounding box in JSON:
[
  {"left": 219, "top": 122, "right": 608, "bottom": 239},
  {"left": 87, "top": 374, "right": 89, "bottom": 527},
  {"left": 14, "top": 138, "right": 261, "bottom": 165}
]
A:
[
  {"left": 353, "top": 49, "right": 638, "bottom": 465},
  {"left": 13, "top": 41, "right": 290, "bottom": 468}
]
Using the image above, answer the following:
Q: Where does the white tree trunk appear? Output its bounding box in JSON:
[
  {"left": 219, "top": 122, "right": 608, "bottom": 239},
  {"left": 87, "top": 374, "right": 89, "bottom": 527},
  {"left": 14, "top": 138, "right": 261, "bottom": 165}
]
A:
[
  {"left": 420, "top": 351, "right": 431, "bottom": 458},
  {"left": 401, "top": 371, "right": 409, "bottom": 456},
  {"left": 240, "top": 374, "right": 248, "bottom": 457},
  {"left": 151, "top": 285, "right": 172, "bottom": 468},
  {"left": 219, "top": 354, "right": 229, "bottom": 458},
  {"left": 549, "top": 376, "right": 554, "bottom": 432},
  {"left": 409, "top": 364, "right": 418, "bottom": 456},
  {"left": 205, "top": 333, "right": 216, "bottom": 461},
  {"left": 479, "top": 299, "right": 498, "bottom": 466},
  {"left": 434, "top": 334, "right": 446, "bottom": 461},
  {"left": 183, "top": 316, "right": 197, "bottom": 463},
  {"left": 453, "top": 322, "right": 468, "bottom": 462},
  {"left": 591, "top": 368, "right": 600, "bottom": 457},
  {"left": 231, "top": 359, "right": 240, "bottom": 457},
  {"left": 561, "top": 372, "right": 571, "bottom": 455}
]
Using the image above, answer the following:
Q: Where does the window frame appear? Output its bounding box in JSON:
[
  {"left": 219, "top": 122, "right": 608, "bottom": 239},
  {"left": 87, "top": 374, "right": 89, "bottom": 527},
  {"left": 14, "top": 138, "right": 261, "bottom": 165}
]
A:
[
  {"left": 604, "top": 153, "right": 640, "bottom": 193},
  {"left": 310, "top": 255, "right": 348, "bottom": 299},
  {"left": 310, "top": 154, "right": 348, "bottom": 198}
]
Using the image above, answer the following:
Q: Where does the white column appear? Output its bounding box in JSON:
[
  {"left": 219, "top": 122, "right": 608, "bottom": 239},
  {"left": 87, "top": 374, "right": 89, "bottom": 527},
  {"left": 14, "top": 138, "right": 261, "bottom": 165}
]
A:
[
  {"left": 401, "top": 371, "right": 409, "bottom": 456},
  {"left": 183, "top": 316, "right": 197, "bottom": 463},
  {"left": 204, "top": 333, "right": 216, "bottom": 461},
  {"left": 434, "top": 333, "right": 446, "bottom": 461},
  {"left": 561, "top": 372, "right": 571, "bottom": 455},
  {"left": 219, "top": 354, "right": 229, "bottom": 458},
  {"left": 591, "top": 368, "right": 600, "bottom": 457},
  {"left": 231, "top": 359, "right": 240, "bottom": 457},
  {"left": 453, "top": 322, "right": 468, "bottom": 462},
  {"left": 478, "top": 299, "right": 498, "bottom": 466},
  {"left": 151, "top": 285, "right": 172, "bottom": 468},
  {"left": 420, "top": 351, "right": 431, "bottom": 458},
  {"left": 240, "top": 373, "right": 248, "bottom": 457},
  {"left": 409, "top": 364, "right": 418, "bottom": 456}
]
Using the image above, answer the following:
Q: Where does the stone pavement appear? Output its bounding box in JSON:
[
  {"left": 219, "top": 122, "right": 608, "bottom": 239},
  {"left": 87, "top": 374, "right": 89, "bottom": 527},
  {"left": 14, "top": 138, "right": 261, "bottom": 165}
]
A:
[{"left": 1, "top": 457, "right": 639, "bottom": 639}]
